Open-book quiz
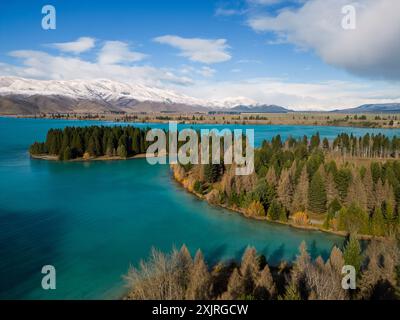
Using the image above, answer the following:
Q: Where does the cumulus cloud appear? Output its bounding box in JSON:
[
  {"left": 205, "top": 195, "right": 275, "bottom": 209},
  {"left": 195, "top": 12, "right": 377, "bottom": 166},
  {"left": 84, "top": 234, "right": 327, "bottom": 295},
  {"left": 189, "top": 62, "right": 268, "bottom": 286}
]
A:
[
  {"left": 51, "top": 37, "right": 96, "bottom": 54},
  {"left": 98, "top": 41, "right": 147, "bottom": 65},
  {"left": 248, "top": 0, "right": 400, "bottom": 80},
  {"left": 153, "top": 35, "right": 231, "bottom": 64},
  {"left": 4, "top": 49, "right": 191, "bottom": 86}
]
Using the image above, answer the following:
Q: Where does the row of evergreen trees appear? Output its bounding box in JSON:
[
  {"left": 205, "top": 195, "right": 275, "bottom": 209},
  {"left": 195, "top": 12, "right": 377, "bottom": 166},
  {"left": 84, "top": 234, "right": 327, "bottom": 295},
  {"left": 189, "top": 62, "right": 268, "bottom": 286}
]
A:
[
  {"left": 29, "top": 126, "right": 151, "bottom": 160},
  {"left": 263, "top": 132, "right": 400, "bottom": 159}
]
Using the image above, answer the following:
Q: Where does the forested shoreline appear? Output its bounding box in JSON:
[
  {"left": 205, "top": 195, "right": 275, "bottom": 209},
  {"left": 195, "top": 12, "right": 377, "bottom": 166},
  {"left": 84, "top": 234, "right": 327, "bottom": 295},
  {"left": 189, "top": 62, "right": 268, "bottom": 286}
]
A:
[
  {"left": 125, "top": 240, "right": 400, "bottom": 300},
  {"left": 29, "top": 126, "right": 151, "bottom": 160},
  {"left": 173, "top": 132, "right": 400, "bottom": 238},
  {"left": 30, "top": 126, "right": 400, "bottom": 237}
]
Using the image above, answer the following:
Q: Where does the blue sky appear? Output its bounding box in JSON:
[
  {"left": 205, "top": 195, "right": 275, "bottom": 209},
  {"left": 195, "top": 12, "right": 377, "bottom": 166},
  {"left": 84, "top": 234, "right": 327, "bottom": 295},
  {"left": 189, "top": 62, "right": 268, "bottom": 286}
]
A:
[{"left": 0, "top": 0, "right": 399, "bottom": 110}]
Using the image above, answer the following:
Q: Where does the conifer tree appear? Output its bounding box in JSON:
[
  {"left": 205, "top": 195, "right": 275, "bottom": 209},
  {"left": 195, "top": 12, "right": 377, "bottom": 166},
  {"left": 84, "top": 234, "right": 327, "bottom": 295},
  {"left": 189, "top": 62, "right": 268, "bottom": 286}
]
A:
[
  {"left": 223, "top": 268, "right": 245, "bottom": 300},
  {"left": 343, "top": 235, "right": 362, "bottom": 275},
  {"left": 370, "top": 206, "right": 385, "bottom": 236},
  {"left": 325, "top": 171, "right": 339, "bottom": 205},
  {"left": 281, "top": 282, "right": 301, "bottom": 300},
  {"left": 254, "top": 264, "right": 276, "bottom": 300},
  {"left": 363, "top": 166, "right": 375, "bottom": 213},
  {"left": 266, "top": 166, "right": 278, "bottom": 188},
  {"left": 308, "top": 171, "right": 327, "bottom": 214},
  {"left": 345, "top": 171, "right": 367, "bottom": 212},
  {"left": 240, "top": 247, "right": 260, "bottom": 295},
  {"left": 267, "top": 200, "right": 283, "bottom": 221},
  {"left": 185, "top": 250, "right": 211, "bottom": 300},
  {"left": 292, "top": 166, "right": 309, "bottom": 212},
  {"left": 334, "top": 168, "right": 352, "bottom": 201},
  {"left": 117, "top": 144, "right": 128, "bottom": 158},
  {"left": 277, "top": 168, "right": 293, "bottom": 212}
]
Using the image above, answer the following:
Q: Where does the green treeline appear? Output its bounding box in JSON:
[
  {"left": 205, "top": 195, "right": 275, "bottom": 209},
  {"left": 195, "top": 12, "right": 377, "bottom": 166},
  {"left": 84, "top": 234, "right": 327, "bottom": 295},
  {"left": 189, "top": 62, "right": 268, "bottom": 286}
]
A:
[
  {"left": 179, "top": 132, "right": 400, "bottom": 237},
  {"left": 29, "top": 126, "right": 151, "bottom": 160},
  {"left": 125, "top": 240, "right": 400, "bottom": 300}
]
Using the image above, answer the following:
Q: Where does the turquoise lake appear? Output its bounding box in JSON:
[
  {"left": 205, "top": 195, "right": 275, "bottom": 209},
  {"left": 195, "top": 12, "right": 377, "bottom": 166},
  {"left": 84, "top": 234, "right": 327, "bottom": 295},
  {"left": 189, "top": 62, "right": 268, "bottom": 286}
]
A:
[{"left": 2, "top": 117, "right": 400, "bottom": 299}]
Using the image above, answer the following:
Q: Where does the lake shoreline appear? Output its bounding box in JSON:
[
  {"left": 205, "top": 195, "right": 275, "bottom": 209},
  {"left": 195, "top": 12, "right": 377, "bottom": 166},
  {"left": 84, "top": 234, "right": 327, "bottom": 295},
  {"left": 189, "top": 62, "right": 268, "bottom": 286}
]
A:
[
  {"left": 30, "top": 153, "right": 150, "bottom": 162},
  {"left": 170, "top": 165, "right": 378, "bottom": 241},
  {"left": 2, "top": 114, "right": 398, "bottom": 129}
]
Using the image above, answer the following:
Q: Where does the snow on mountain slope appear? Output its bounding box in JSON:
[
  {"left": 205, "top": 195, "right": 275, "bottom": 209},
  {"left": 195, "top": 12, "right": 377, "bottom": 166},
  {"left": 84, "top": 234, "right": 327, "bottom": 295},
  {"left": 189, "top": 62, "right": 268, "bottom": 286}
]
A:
[
  {"left": 0, "top": 77, "right": 207, "bottom": 106},
  {"left": 0, "top": 77, "right": 268, "bottom": 109}
]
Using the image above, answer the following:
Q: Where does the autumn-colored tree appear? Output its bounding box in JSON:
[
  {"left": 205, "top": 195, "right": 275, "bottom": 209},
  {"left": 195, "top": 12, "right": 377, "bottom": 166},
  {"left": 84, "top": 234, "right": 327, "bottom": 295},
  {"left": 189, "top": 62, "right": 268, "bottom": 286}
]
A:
[
  {"left": 325, "top": 171, "right": 339, "bottom": 205},
  {"left": 266, "top": 166, "right": 278, "bottom": 189},
  {"left": 358, "top": 240, "right": 399, "bottom": 300},
  {"left": 292, "top": 211, "right": 309, "bottom": 226},
  {"left": 374, "top": 179, "right": 385, "bottom": 208},
  {"left": 277, "top": 168, "right": 293, "bottom": 212},
  {"left": 292, "top": 166, "right": 309, "bottom": 213},
  {"left": 247, "top": 200, "right": 265, "bottom": 217},
  {"left": 362, "top": 166, "right": 375, "bottom": 213},
  {"left": 345, "top": 171, "right": 367, "bottom": 212},
  {"left": 254, "top": 264, "right": 276, "bottom": 299},
  {"left": 222, "top": 268, "right": 245, "bottom": 300},
  {"left": 240, "top": 247, "right": 260, "bottom": 295},
  {"left": 186, "top": 250, "right": 211, "bottom": 300}
]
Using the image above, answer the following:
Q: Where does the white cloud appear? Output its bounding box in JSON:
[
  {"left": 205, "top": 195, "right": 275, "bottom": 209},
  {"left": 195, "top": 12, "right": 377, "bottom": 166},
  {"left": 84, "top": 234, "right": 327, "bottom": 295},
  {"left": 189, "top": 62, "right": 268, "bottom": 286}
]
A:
[
  {"left": 153, "top": 35, "right": 231, "bottom": 64},
  {"left": 236, "top": 59, "right": 262, "bottom": 64},
  {"left": 98, "top": 41, "right": 147, "bottom": 65},
  {"left": 4, "top": 49, "right": 191, "bottom": 86},
  {"left": 247, "top": 0, "right": 281, "bottom": 5},
  {"left": 177, "top": 77, "right": 400, "bottom": 110},
  {"left": 179, "top": 65, "right": 216, "bottom": 78},
  {"left": 198, "top": 66, "right": 216, "bottom": 77},
  {"left": 247, "top": 0, "right": 304, "bottom": 6},
  {"left": 248, "top": 0, "right": 400, "bottom": 80},
  {"left": 51, "top": 37, "right": 95, "bottom": 54},
  {"left": 215, "top": 7, "right": 245, "bottom": 16}
]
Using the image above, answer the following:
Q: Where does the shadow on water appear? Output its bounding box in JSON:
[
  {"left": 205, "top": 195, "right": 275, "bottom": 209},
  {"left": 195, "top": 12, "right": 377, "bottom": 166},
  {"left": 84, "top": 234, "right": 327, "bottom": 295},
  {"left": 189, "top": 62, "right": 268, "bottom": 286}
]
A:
[
  {"left": 0, "top": 208, "right": 65, "bottom": 299},
  {"left": 204, "top": 244, "right": 228, "bottom": 266},
  {"left": 309, "top": 240, "right": 332, "bottom": 261},
  {"left": 268, "top": 244, "right": 286, "bottom": 266}
]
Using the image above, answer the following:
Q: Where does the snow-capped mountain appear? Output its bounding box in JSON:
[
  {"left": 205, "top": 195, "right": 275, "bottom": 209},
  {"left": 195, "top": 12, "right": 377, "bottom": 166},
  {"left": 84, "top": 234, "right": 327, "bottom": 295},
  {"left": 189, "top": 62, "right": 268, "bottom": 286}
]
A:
[
  {"left": 0, "top": 77, "right": 287, "bottom": 115},
  {"left": 0, "top": 76, "right": 205, "bottom": 106}
]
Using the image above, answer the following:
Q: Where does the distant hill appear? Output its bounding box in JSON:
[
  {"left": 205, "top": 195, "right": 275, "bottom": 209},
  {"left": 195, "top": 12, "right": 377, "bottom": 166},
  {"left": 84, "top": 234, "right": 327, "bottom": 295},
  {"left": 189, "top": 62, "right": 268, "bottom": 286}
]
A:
[
  {"left": 230, "top": 104, "right": 292, "bottom": 113},
  {"left": 334, "top": 103, "right": 400, "bottom": 113}
]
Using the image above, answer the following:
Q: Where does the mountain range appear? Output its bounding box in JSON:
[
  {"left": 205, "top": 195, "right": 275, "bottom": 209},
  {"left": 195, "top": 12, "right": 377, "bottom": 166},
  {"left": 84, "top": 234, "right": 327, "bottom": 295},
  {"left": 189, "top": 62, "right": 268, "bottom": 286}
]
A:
[
  {"left": 332, "top": 103, "right": 400, "bottom": 114},
  {"left": 0, "top": 77, "right": 399, "bottom": 115}
]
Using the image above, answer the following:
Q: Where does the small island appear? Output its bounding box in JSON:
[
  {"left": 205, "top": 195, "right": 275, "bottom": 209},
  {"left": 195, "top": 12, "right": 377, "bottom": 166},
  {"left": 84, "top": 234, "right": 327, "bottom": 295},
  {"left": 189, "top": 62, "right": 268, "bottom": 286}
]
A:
[{"left": 29, "top": 125, "right": 151, "bottom": 161}]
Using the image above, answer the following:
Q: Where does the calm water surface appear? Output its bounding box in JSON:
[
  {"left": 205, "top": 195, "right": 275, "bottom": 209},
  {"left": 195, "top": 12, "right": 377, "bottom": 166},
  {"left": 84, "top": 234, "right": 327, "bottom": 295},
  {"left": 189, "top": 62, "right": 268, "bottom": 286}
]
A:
[{"left": 2, "top": 117, "right": 399, "bottom": 299}]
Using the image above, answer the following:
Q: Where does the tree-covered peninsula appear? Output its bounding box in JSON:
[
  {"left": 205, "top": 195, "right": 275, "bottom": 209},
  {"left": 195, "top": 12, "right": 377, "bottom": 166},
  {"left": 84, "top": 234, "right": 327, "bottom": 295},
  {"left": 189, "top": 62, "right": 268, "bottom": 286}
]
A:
[
  {"left": 29, "top": 125, "right": 151, "bottom": 160},
  {"left": 173, "top": 132, "right": 400, "bottom": 238}
]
